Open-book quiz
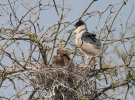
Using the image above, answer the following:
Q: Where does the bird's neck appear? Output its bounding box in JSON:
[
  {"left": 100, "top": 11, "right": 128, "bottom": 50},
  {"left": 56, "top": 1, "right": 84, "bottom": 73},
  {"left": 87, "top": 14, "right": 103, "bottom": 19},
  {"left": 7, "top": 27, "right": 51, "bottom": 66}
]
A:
[
  {"left": 79, "top": 28, "right": 87, "bottom": 33},
  {"left": 75, "top": 25, "right": 87, "bottom": 46},
  {"left": 77, "top": 24, "right": 87, "bottom": 33}
]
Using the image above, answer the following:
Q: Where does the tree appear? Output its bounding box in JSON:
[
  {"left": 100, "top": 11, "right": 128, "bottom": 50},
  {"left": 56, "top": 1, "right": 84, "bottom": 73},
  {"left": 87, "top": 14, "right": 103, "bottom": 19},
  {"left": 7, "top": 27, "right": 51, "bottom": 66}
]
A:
[{"left": 0, "top": 0, "right": 135, "bottom": 100}]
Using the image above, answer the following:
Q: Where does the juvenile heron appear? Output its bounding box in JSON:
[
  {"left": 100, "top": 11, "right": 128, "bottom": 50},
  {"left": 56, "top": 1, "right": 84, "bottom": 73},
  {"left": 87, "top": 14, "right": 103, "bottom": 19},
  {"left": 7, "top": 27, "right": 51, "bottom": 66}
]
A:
[
  {"left": 68, "top": 20, "right": 102, "bottom": 68},
  {"left": 52, "top": 48, "right": 75, "bottom": 68}
]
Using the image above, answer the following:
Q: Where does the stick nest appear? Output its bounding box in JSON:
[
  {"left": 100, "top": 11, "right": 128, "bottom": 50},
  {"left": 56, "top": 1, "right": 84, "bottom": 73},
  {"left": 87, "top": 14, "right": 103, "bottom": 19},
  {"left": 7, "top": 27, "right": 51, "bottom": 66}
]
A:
[{"left": 26, "top": 48, "right": 102, "bottom": 99}]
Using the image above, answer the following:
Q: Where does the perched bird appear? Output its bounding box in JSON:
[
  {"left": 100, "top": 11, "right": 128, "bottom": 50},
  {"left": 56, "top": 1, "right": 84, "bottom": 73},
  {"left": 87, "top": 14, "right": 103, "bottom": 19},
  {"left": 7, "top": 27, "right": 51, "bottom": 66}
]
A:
[
  {"left": 52, "top": 48, "right": 75, "bottom": 68},
  {"left": 68, "top": 20, "right": 102, "bottom": 68}
]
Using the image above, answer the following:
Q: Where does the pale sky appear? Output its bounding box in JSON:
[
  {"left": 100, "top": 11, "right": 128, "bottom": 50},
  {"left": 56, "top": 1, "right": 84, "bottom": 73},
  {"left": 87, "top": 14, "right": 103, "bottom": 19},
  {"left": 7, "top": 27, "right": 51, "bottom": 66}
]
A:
[{"left": 0, "top": 0, "right": 135, "bottom": 99}]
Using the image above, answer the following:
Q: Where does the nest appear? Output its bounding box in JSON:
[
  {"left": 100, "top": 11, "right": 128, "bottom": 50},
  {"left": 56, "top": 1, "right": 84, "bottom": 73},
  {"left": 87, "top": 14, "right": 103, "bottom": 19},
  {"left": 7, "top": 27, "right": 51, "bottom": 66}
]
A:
[{"left": 26, "top": 48, "right": 101, "bottom": 100}]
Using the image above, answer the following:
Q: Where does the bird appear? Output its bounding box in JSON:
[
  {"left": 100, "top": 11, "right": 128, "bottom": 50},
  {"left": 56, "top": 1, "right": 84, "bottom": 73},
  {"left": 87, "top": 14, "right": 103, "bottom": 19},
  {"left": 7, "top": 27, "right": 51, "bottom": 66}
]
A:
[
  {"left": 68, "top": 20, "right": 102, "bottom": 68},
  {"left": 52, "top": 48, "right": 76, "bottom": 69}
]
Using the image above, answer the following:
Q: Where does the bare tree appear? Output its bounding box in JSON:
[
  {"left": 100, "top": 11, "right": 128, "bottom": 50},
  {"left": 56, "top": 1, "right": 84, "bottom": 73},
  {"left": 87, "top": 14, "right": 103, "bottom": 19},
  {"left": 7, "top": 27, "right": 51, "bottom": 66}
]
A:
[{"left": 0, "top": 0, "right": 135, "bottom": 100}]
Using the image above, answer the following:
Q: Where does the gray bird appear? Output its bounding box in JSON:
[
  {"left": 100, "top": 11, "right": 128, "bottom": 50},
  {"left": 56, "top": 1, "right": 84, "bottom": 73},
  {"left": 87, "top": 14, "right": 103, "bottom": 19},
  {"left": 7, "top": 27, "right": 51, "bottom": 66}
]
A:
[{"left": 68, "top": 20, "right": 102, "bottom": 68}]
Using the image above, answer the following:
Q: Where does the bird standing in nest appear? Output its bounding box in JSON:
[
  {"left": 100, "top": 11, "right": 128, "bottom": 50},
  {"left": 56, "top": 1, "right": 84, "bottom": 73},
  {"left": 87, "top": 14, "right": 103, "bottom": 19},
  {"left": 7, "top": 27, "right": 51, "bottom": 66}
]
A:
[
  {"left": 68, "top": 20, "right": 103, "bottom": 68},
  {"left": 52, "top": 48, "right": 75, "bottom": 68}
]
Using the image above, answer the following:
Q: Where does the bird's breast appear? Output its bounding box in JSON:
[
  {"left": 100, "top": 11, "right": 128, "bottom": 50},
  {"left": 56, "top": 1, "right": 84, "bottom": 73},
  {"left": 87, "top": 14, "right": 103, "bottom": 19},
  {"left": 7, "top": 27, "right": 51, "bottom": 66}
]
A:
[{"left": 75, "top": 35, "right": 83, "bottom": 47}]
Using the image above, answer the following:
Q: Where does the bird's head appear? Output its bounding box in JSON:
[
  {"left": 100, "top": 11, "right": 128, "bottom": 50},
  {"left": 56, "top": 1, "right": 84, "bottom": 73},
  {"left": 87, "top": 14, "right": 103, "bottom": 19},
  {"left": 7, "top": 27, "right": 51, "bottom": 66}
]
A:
[{"left": 67, "top": 20, "right": 87, "bottom": 34}]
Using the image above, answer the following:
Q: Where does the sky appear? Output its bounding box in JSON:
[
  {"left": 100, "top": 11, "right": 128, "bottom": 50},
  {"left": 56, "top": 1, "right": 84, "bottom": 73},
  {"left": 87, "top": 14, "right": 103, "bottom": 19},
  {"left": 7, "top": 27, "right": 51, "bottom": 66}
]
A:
[{"left": 0, "top": 0, "right": 135, "bottom": 99}]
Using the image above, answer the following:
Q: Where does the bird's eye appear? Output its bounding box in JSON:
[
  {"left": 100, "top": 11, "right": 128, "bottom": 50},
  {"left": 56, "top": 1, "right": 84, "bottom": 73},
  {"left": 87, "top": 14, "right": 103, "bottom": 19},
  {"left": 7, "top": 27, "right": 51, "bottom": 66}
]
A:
[{"left": 74, "top": 26, "right": 77, "bottom": 29}]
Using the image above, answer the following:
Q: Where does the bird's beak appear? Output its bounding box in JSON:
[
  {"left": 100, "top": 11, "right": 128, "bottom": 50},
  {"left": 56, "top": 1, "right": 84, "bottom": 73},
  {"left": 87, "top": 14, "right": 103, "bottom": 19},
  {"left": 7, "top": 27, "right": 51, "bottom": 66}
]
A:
[
  {"left": 67, "top": 29, "right": 75, "bottom": 33},
  {"left": 67, "top": 27, "right": 76, "bottom": 33}
]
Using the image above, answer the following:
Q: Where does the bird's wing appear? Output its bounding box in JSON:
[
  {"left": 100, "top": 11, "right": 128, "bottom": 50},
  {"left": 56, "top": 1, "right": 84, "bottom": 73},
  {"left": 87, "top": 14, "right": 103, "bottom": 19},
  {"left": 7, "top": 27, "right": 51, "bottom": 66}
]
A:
[
  {"left": 80, "top": 42, "right": 102, "bottom": 56},
  {"left": 81, "top": 32, "right": 101, "bottom": 49}
]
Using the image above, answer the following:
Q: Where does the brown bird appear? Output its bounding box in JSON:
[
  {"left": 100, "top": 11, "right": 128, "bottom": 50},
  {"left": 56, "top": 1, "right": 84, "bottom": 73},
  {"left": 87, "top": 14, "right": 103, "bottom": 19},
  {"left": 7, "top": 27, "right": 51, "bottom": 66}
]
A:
[{"left": 52, "top": 48, "right": 75, "bottom": 68}]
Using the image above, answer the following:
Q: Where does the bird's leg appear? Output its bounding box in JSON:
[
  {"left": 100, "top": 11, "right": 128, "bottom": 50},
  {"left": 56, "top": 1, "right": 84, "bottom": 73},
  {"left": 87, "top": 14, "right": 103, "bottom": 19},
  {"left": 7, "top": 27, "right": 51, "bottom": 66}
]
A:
[
  {"left": 89, "top": 56, "right": 96, "bottom": 66},
  {"left": 83, "top": 53, "right": 89, "bottom": 68},
  {"left": 79, "top": 49, "right": 89, "bottom": 68}
]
